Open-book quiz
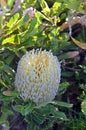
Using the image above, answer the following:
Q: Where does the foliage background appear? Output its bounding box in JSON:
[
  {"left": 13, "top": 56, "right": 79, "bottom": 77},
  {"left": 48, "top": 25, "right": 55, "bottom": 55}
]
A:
[{"left": 0, "top": 0, "right": 86, "bottom": 130}]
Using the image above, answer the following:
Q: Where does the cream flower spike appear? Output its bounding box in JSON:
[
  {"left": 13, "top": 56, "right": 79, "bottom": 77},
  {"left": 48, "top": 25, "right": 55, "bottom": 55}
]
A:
[{"left": 15, "top": 49, "right": 61, "bottom": 104}]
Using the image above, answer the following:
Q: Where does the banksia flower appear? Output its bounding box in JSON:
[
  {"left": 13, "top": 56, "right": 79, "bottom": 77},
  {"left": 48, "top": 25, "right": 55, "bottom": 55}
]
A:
[{"left": 15, "top": 49, "right": 61, "bottom": 104}]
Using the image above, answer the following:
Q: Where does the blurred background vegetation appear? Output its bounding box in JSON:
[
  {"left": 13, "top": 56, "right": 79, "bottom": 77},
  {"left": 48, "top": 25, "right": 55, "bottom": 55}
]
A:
[{"left": 0, "top": 0, "right": 86, "bottom": 130}]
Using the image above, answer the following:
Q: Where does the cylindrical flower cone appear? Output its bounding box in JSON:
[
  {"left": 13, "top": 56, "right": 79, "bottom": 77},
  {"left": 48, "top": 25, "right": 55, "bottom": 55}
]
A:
[{"left": 15, "top": 49, "right": 61, "bottom": 104}]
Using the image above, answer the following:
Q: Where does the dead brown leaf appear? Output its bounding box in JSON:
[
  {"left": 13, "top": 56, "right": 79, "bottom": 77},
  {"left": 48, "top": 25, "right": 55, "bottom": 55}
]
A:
[
  {"left": 71, "top": 36, "right": 86, "bottom": 49},
  {"left": 3, "top": 91, "right": 10, "bottom": 96},
  {"left": 66, "top": 51, "right": 79, "bottom": 58},
  {"left": 0, "top": 0, "right": 6, "bottom": 7}
]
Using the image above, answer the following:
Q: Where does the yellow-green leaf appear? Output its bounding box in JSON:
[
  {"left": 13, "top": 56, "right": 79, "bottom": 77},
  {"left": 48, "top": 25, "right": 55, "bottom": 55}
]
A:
[
  {"left": 7, "top": 13, "right": 19, "bottom": 28},
  {"left": 2, "top": 35, "right": 20, "bottom": 45},
  {"left": 81, "top": 100, "right": 86, "bottom": 115},
  {"left": 38, "top": 0, "right": 50, "bottom": 16}
]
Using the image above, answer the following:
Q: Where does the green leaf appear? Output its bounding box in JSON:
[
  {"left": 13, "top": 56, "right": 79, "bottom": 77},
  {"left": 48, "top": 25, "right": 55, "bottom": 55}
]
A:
[
  {"left": 0, "top": 107, "right": 12, "bottom": 125},
  {"left": 3, "top": 65, "right": 15, "bottom": 76},
  {"left": 14, "top": 102, "right": 35, "bottom": 116},
  {"left": 5, "top": 54, "right": 15, "bottom": 65},
  {"left": 13, "top": 105, "right": 23, "bottom": 113},
  {"left": 32, "top": 104, "right": 54, "bottom": 124},
  {"left": 0, "top": 79, "right": 8, "bottom": 88},
  {"left": 0, "top": 64, "right": 15, "bottom": 87},
  {"left": 51, "top": 101, "right": 73, "bottom": 108},
  {"left": 2, "top": 72, "right": 11, "bottom": 85},
  {"left": 62, "top": 71, "right": 74, "bottom": 77},
  {"left": 22, "top": 16, "right": 38, "bottom": 40},
  {"left": 0, "top": 94, "right": 14, "bottom": 101},
  {"left": 23, "top": 13, "right": 30, "bottom": 23},
  {"left": 58, "top": 82, "right": 69, "bottom": 95},
  {"left": 81, "top": 100, "right": 86, "bottom": 115},
  {"left": 21, "top": 102, "right": 35, "bottom": 116},
  {"left": 33, "top": 104, "right": 67, "bottom": 125},
  {"left": 35, "top": 101, "right": 51, "bottom": 108},
  {"left": 7, "top": 13, "right": 20, "bottom": 28},
  {"left": 2, "top": 34, "right": 20, "bottom": 45},
  {"left": 37, "top": 104, "right": 55, "bottom": 116},
  {"left": 0, "top": 61, "right": 4, "bottom": 69},
  {"left": 32, "top": 111, "right": 46, "bottom": 124},
  {"left": 36, "top": 101, "right": 72, "bottom": 109},
  {"left": 28, "top": 121, "right": 36, "bottom": 130},
  {"left": 53, "top": 110, "right": 67, "bottom": 120},
  {"left": 64, "top": 0, "right": 81, "bottom": 10}
]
